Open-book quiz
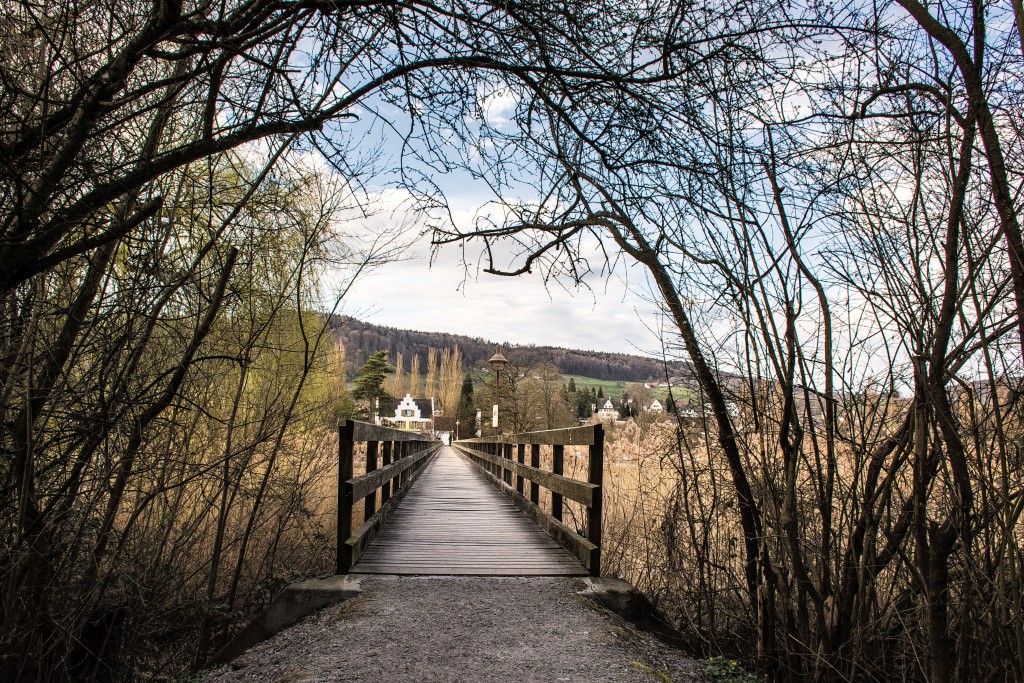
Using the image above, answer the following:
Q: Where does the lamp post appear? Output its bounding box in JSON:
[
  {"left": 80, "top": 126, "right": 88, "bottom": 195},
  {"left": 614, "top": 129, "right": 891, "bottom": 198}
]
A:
[
  {"left": 455, "top": 419, "right": 460, "bottom": 441},
  {"left": 488, "top": 346, "right": 507, "bottom": 435}
]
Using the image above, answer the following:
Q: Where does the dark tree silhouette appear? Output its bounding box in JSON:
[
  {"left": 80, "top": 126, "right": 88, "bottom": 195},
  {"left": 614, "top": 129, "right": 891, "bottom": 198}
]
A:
[{"left": 351, "top": 351, "right": 396, "bottom": 421}]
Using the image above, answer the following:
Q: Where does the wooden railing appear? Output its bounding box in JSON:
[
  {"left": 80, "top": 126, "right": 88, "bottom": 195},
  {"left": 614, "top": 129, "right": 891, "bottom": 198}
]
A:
[
  {"left": 453, "top": 424, "right": 604, "bottom": 576},
  {"left": 337, "top": 420, "right": 441, "bottom": 573}
]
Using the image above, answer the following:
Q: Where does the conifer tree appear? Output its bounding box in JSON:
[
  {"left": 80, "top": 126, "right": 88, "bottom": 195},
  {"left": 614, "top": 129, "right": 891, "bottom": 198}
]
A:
[
  {"left": 456, "top": 375, "right": 476, "bottom": 436},
  {"left": 352, "top": 350, "right": 395, "bottom": 420}
]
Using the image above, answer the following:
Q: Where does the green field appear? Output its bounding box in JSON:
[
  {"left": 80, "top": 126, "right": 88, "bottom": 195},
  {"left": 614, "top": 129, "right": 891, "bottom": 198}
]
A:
[
  {"left": 563, "top": 374, "right": 631, "bottom": 396},
  {"left": 564, "top": 374, "right": 695, "bottom": 403}
]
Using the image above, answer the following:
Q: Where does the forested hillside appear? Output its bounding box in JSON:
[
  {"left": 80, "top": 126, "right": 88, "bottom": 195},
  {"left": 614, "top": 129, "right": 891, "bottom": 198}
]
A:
[{"left": 331, "top": 316, "right": 683, "bottom": 382}]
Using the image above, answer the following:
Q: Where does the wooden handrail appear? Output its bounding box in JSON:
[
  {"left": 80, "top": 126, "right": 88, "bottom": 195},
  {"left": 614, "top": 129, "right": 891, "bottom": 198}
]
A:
[
  {"left": 337, "top": 420, "right": 440, "bottom": 573},
  {"left": 453, "top": 423, "right": 604, "bottom": 576},
  {"left": 459, "top": 447, "right": 597, "bottom": 506},
  {"left": 457, "top": 425, "right": 598, "bottom": 446}
]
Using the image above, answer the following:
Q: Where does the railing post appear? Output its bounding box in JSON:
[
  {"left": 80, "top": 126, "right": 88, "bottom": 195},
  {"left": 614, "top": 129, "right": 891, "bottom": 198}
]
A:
[
  {"left": 503, "top": 442, "right": 513, "bottom": 486},
  {"left": 407, "top": 442, "right": 413, "bottom": 480},
  {"left": 551, "top": 444, "right": 564, "bottom": 522},
  {"left": 530, "top": 444, "right": 540, "bottom": 504},
  {"left": 454, "top": 425, "right": 604, "bottom": 577},
  {"left": 398, "top": 441, "right": 409, "bottom": 489},
  {"left": 588, "top": 424, "right": 604, "bottom": 576},
  {"left": 337, "top": 420, "right": 355, "bottom": 574},
  {"left": 381, "top": 440, "right": 393, "bottom": 502},
  {"left": 516, "top": 443, "right": 525, "bottom": 494},
  {"left": 365, "top": 440, "right": 378, "bottom": 519}
]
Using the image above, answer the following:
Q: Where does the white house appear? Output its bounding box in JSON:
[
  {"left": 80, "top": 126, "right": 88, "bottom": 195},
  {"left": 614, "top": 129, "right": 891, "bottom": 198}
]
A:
[
  {"left": 675, "top": 401, "right": 740, "bottom": 419},
  {"left": 676, "top": 403, "right": 701, "bottom": 419},
  {"left": 596, "top": 399, "right": 619, "bottom": 421},
  {"left": 648, "top": 399, "right": 664, "bottom": 413},
  {"left": 382, "top": 394, "right": 434, "bottom": 431}
]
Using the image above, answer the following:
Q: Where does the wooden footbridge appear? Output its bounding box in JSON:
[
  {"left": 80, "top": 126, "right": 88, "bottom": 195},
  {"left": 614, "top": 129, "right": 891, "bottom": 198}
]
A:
[
  {"left": 335, "top": 421, "right": 604, "bottom": 577},
  {"left": 210, "top": 421, "right": 699, "bottom": 678}
]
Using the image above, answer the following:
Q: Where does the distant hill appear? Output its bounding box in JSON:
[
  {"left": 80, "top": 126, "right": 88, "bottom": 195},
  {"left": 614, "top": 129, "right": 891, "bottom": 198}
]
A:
[{"left": 330, "top": 315, "right": 686, "bottom": 382}]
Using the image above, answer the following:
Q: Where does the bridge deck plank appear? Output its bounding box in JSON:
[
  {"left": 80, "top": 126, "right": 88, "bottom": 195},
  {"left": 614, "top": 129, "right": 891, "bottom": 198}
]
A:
[{"left": 351, "top": 446, "right": 585, "bottom": 576}]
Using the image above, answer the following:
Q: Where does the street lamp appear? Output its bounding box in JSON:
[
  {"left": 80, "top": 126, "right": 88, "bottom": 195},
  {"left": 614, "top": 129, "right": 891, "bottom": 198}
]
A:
[
  {"left": 488, "top": 346, "right": 507, "bottom": 435},
  {"left": 455, "top": 419, "right": 460, "bottom": 441}
]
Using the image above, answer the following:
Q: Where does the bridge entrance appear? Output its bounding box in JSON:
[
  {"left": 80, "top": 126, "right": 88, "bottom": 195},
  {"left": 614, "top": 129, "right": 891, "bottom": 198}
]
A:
[{"left": 335, "top": 421, "right": 603, "bottom": 577}]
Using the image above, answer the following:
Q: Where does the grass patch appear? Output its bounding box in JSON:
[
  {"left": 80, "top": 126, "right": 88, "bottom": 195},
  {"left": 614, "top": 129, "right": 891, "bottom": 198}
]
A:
[{"left": 705, "top": 656, "right": 763, "bottom": 683}]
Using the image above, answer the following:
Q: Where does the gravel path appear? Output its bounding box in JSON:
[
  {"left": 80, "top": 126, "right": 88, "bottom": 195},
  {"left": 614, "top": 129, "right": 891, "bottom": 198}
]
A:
[{"left": 202, "top": 576, "right": 703, "bottom": 683}]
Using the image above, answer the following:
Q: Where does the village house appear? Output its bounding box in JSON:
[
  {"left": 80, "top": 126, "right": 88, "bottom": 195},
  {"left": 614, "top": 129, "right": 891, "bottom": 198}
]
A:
[
  {"left": 674, "top": 401, "right": 740, "bottom": 419},
  {"left": 675, "top": 402, "right": 702, "bottom": 419},
  {"left": 595, "top": 398, "right": 620, "bottom": 421},
  {"left": 381, "top": 393, "right": 435, "bottom": 432}
]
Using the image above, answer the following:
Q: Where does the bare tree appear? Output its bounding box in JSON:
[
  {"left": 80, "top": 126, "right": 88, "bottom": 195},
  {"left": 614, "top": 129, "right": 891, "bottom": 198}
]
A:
[
  {"left": 1, "top": 3, "right": 677, "bottom": 678},
  {"left": 429, "top": 0, "right": 1023, "bottom": 679}
]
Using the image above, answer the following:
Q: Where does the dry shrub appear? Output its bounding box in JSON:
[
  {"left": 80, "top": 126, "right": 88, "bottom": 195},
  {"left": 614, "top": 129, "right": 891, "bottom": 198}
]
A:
[{"left": 600, "top": 411, "right": 1024, "bottom": 681}]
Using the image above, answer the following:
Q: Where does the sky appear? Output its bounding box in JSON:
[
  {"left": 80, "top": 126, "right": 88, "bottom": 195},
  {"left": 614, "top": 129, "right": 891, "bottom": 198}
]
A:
[
  {"left": 320, "top": 83, "right": 671, "bottom": 357},
  {"left": 336, "top": 199, "right": 669, "bottom": 356}
]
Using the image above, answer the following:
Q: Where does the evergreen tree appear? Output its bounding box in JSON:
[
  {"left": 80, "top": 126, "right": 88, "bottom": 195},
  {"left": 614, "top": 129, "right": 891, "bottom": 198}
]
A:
[
  {"left": 619, "top": 393, "right": 633, "bottom": 419},
  {"left": 597, "top": 386, "right": 604, "bottom": 399},
  {"left": 567, "top": 377, "right": 577, "bottom": 393},
  {"left": 455, "top": 375, "right": 476, "bottom": 437},
  {"left": 578, "top": 392, "right": 593, "bottom": 418},
  {"left": 352, "top": 350, "right": 395, "bottom": 420}
]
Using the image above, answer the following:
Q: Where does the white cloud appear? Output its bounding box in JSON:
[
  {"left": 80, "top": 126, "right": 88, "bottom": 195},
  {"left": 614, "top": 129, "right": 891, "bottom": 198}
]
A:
[
  {"left": 477, "top": 85, "right": 519, "bottom": 129},
  {"left": 338, "top": 193, "right": 665, "bottom": 355}
]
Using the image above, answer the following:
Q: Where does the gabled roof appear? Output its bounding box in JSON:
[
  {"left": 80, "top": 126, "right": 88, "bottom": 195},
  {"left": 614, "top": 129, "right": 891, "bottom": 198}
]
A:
[
  {"left": 414, "top": 398, "right": 433, "bottom": 418},
  {"left": 388, "top": 395, "right": 433, "bottom": 419}
]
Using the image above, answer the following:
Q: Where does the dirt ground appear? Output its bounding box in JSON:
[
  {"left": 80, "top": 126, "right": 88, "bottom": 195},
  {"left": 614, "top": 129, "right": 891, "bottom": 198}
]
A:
[{"left": 201, "top": 575, "right": 705, "bottom": 683}]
